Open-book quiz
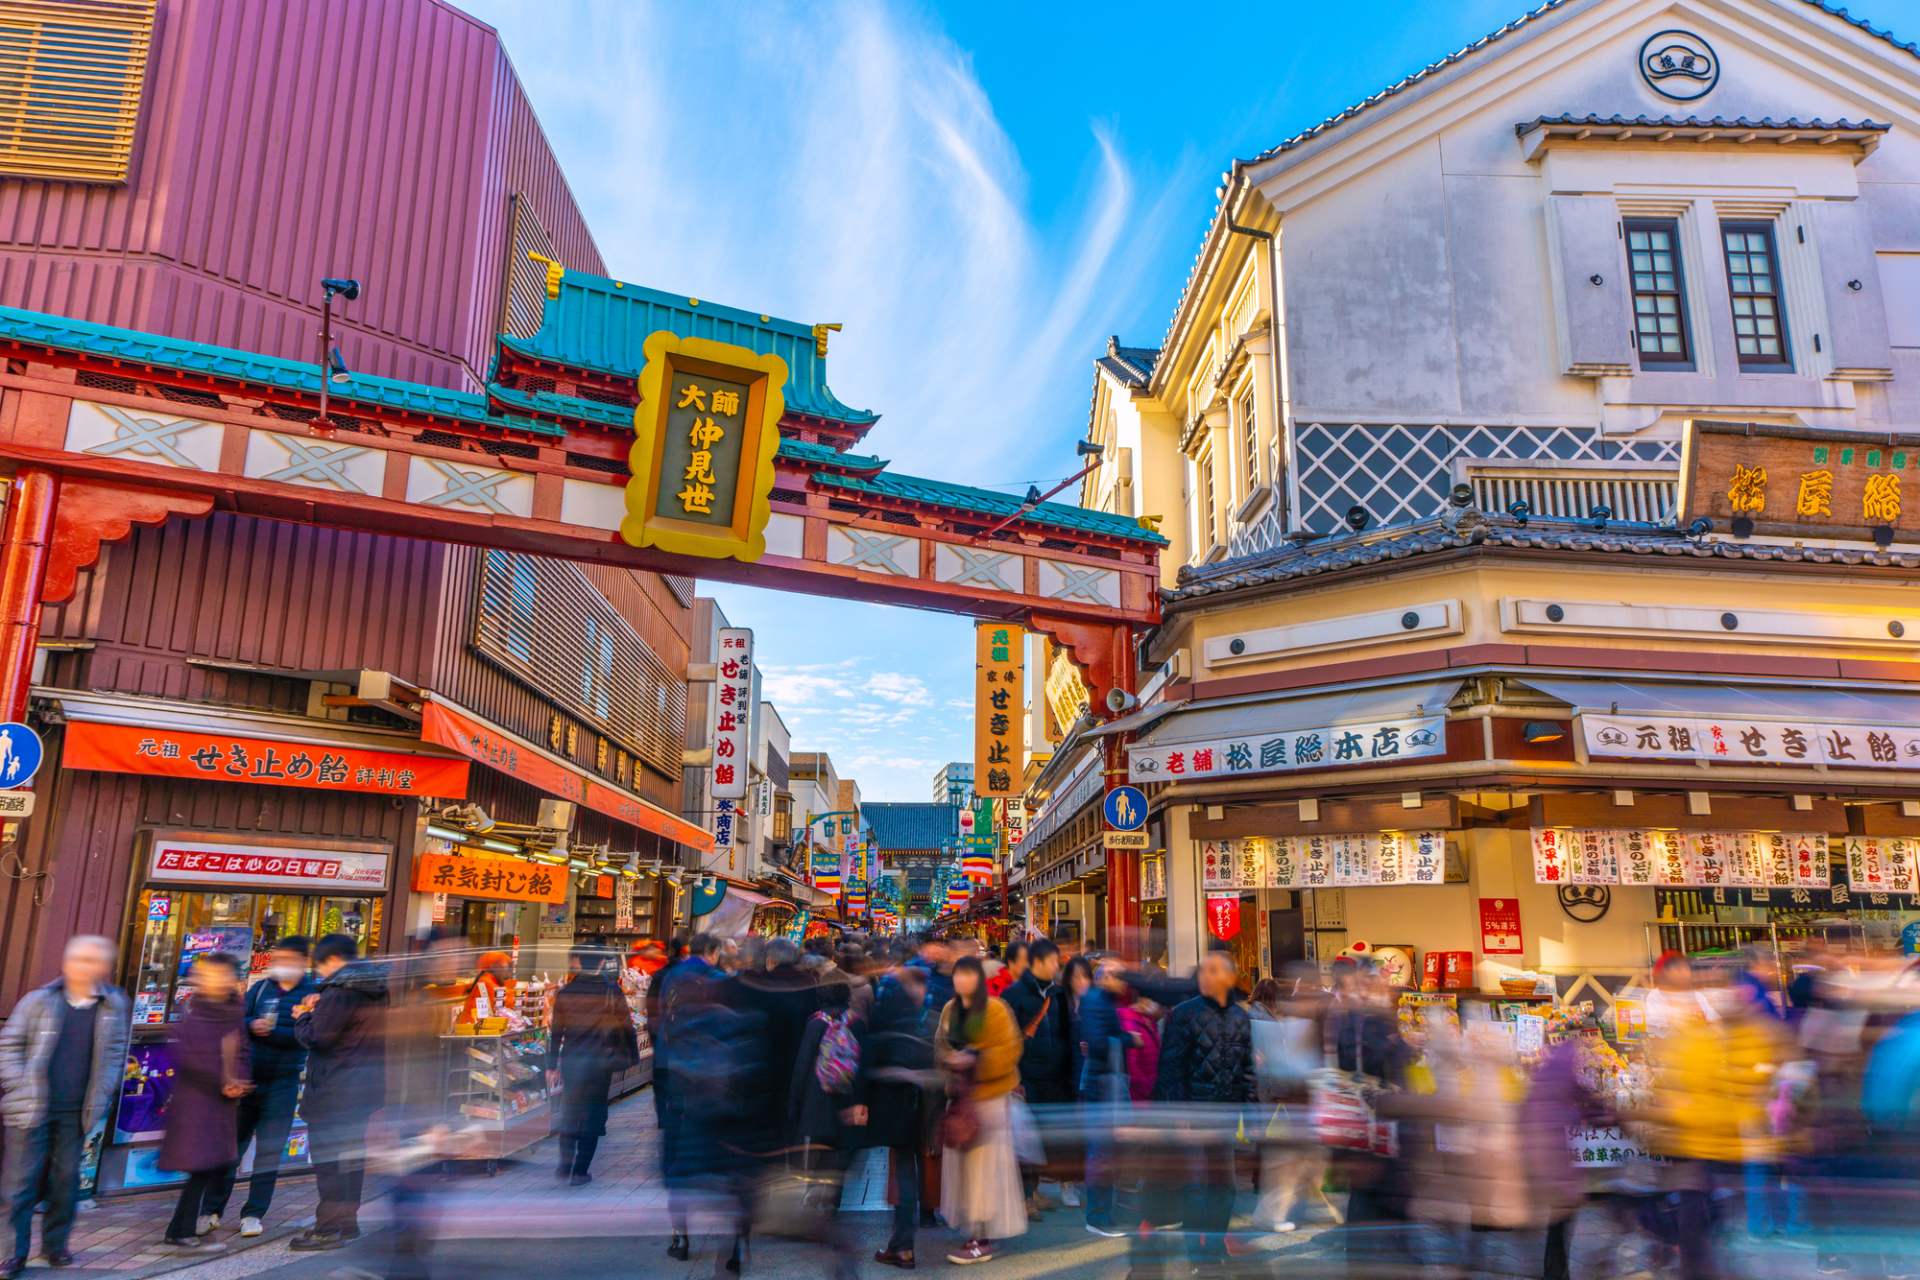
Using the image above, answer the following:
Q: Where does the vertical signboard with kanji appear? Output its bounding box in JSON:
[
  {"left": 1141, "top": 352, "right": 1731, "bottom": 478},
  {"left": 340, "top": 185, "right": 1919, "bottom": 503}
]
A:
[
  {"left": 975, "top": 623, "right": 1025, "bottom": 797},
  {"left": 713, "top": 628, "right": 754, "bottom": 800}
]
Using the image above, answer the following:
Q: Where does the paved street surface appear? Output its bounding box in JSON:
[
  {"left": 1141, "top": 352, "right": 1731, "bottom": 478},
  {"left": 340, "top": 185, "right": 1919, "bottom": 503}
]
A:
[{"left": 34, "top": 1091, "right": 1876, "bottom": 1279}]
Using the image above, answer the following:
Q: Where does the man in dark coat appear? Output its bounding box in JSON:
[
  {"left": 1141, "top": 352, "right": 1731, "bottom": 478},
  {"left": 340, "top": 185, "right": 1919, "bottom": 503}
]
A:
[
  {"left": 1001, "top": 938, "right": 1071, "bottom": 1210},
  {"left": 730, "top": 938, "right": 820, "bottom": 1156},
  {"left": 850, "top": 963, "right": 934, "bottom": 1268},
  {"left": 0, "top": 936, "right": 131, "bottom": 1277},
  {"left": 204, "top": 937, "right": 320, "bottom": 1236},
  {"left": 549, "top": 948, "right": 640, "bottom": 1185},
  {"left": 290, "top": 934, "right": 387, "bottom": 1252},
  {"left": 654, "top": 933, "right": 727, "bottom": 1262},
  {"left": 1154, "top": 949, "right": 1256, "bottom": 1266}
]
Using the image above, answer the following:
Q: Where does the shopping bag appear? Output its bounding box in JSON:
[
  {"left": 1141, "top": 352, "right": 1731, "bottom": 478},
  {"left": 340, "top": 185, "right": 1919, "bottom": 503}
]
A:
[
  {"left": 1008, "top": 1092, "right": 1045, "bottom": 1166},
  {"left": 1309, "top": 1070, "right": 1398, "bottom": 1158}
]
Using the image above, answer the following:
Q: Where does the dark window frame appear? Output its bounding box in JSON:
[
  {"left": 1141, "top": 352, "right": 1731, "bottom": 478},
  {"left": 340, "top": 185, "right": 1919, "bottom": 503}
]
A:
[
  {"left": 1719, "top": 219, "right": 1792, "bottom": 369},
  {"left": 1623, "top": 217, "right": 1694, "bottom": 368}
]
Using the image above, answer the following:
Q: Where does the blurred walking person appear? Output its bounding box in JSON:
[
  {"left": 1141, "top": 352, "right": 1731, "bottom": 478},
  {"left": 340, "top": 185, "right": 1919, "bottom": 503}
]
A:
[
  {"left": 1639, "top": 962, "right": 1792, "bottom": 1279},
  {"left": 0, "top": 936, "right": 131, "bottom": 1278},
  {"left": 158, "top": 952, "right": 250, "bottom": 1252},
  {"left": 1077, "top": 956, "right": 1133, "bottom": 1236},
  {"left": 1153, "top": 949, "right": 1256, "bottom": 1268},
  {"left": 550, "top": 947, "right": 641, "bottom": 1185},
  {"left": 1248, "top": 970, "right": 1333, "bottom": 1240},
  {"left": 203, "top": 936, "right": 319, "bottom": 1237},
  {"left": 1001, "top": 939, "right": 1070, "bottom": 1215},
  {"left": 988, "top": 941, "right": 1026, "bottom": 999},
  {"left": 853, "top": 960, "right": 935, "bottom": 1269},
  {"left": 936, "top": 956, "right": 1026, "bottom": 1264},
  {"left": 290, "top": 933, "right": 388, "bottom": 1252}
]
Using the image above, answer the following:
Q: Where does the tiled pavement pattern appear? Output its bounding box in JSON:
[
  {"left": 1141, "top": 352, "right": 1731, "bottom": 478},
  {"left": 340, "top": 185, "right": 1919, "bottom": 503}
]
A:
[{"left": 23, "top": 1089, "right": 894, "bottom": 1278}]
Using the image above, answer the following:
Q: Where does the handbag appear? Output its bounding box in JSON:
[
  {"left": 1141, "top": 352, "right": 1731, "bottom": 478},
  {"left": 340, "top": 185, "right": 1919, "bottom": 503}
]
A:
[
  {"left": 940, "top": 1092, "right": 981, "bottom": 1150},
  {"left": 1309, "top": 1070, "right": 1399, "bottom": 1157}
]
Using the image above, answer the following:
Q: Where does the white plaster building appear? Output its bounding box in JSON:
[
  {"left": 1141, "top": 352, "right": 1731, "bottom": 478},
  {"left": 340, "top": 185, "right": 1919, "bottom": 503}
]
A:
[{"left": 1085, "top": 0, "right": 1920, "bottom": 564}]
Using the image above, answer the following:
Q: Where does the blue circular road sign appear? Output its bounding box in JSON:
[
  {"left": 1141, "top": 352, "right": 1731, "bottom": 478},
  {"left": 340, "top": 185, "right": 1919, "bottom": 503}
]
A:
[
  {"left": 1104, "top": 785, "right": 1147, "bottom": 831},
  {"left": 0, "top": 721, "right": 42, "bottom": 789}
]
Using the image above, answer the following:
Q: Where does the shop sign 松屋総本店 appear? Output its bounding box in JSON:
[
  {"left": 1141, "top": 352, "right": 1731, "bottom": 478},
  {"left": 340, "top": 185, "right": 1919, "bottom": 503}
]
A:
[
  {"left": 622, "top": 331, "right": 787, "bottom": 562},
  {"left": 1580, "top": 713, "right": 1920, "bottom": 770},
  {"left": 1204, "top": 831, "right": 1451, "bottom": 890},
  {"left": 67, "top": 721, "right": 469, "bottom": 798},
  {"left": 1129, "top": 715, "right": 1445, "bottom": 784},
  {"left": 1529, "top": 827, "right": 1843, "bottom": 890},
  {"left": 149, "top": 839, "right": 390, "bottom": 893},
  {"left": 975, "top": 623, "right": 1024, "bottom": 797},
  {"left": 411, "top": 851, "right": 567, "bottom": 904}
]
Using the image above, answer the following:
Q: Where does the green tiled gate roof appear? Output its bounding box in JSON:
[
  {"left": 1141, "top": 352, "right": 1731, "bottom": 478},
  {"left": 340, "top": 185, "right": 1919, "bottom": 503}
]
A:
[
  {"left": 499, "top": 268, "right": 878, "bottom": 426},
  {"left": 813, "top": 469, "right": 1166, "bottom": 545},
  {"left": 0, "top": 305, "right": 566, "bottom": 438}
]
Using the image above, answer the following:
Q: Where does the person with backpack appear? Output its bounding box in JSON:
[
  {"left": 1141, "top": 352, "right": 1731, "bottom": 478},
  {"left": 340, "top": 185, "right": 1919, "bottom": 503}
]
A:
[{"left": 549, "top": 947, "right": 641, "bottom": 1185}]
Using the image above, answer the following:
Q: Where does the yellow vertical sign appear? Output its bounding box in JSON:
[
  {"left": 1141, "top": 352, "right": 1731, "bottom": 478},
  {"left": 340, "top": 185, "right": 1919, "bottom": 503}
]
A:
[{"left": 975, "top": 622, "right": 1025, "bottom": 797}]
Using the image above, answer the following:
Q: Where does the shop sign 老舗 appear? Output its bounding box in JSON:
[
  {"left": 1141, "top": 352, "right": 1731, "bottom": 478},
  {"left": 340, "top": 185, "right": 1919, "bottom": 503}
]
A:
[
  {"left": 68, "top": 721, "right": 469, "bottom": 798},
  {"left": 975, "top": 623, "right": 1025, "bottom": 797},
  {"left": 1679, "top": 422, "right": 1919, "bottom": 542},
  {"left": 149, "top": 838, "right": 389, "bottom": 893},
  {"left": 1530, "top": 827, "right": 1832, "bottom": 889},
  {"left": 1128, "top": 715, "right": 1444, "bottom": 784},
  {"left": 411, "top": 851, "right": 566, "bottom": 904},
  {"left": 622, "top": 331, "right": 787, "bottom": 562},
  {"left": 1581, "top": 713, "right": 1920, "bottom": 770},
  {"left": 712, "top": 629, "right": 754, "bottom": 800}
]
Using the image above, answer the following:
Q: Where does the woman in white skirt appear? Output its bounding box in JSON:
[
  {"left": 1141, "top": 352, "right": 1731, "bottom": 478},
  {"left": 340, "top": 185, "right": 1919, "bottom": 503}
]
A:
[{"left": 935, "top": 956, "right": 1028, "bottom": 1264}]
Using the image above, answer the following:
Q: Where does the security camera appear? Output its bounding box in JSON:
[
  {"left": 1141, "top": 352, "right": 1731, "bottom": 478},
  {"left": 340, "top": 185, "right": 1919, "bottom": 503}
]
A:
[
  {"left": 321, "top": 277, "right": 361, "bottom": 301},
  {"left": 1106, "top": 687, "right": 1140, "bottom": 715},
  {"left": 1345, "top": 506, "right": 1370, "bottom": 532}
]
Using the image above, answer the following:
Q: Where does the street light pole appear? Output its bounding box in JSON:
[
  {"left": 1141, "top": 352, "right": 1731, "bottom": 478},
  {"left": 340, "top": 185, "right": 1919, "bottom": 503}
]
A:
[{"left": 315, "top": 277, "right": 360, "bottom": 433}]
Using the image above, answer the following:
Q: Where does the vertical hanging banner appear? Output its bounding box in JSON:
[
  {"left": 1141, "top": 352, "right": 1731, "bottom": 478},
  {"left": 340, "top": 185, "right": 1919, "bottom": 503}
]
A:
[
  {"left": 974, "top": 623, "right": 1025, "bottom": 797},
  {"left": 713, "top": 628, "right": 754, "bottom": 799}
]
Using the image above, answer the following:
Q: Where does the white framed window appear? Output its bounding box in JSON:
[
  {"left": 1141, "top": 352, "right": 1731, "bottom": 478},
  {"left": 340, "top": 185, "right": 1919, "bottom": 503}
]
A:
[{"left": 1239, "top": 386, "right": 1259, "bottom": 495}]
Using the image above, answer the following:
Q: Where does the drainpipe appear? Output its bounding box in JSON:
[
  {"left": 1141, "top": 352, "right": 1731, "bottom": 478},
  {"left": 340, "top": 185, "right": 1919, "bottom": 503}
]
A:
[{"left": 1225, "top": 201, "right": 1288, "bottom": 535}]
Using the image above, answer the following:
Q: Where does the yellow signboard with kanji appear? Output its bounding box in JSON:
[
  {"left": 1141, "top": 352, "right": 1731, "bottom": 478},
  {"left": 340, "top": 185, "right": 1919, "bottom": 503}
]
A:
[
  {"left": 975, "top": 622, "right": 1025, "bottom": 798},
  {"left": 623, "top": 331, "right": 786, "bottom": 561},
  {"left": 1680, "top": 421, "right": 1917, "bottom": 542}
]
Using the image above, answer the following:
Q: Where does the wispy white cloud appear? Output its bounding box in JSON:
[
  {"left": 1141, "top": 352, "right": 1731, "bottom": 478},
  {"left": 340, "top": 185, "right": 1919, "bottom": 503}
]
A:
[{"left": 466, "top": 0, "right": 1176, "bottom": 481}]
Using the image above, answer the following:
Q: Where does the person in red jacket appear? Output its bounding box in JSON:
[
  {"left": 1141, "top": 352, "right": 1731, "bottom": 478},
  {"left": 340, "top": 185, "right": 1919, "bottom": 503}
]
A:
[{"left": 987, "top": 941, "right": 1027, "bottom": 999}]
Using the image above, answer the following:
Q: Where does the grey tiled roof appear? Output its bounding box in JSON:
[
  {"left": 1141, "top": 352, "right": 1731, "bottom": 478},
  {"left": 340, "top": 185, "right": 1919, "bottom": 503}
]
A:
[
  {"left": 1165, "top": 514, "right": 1920, "bottom": 604},
  {"left": 863, "top": 802, "right": 959, "bottom": 852},
  {"left": 1095, "top": 336, "right": 1159, "bottom": 390},
  {"left": 1518, "top": 113, "right": 1891, "bottom": 135}
]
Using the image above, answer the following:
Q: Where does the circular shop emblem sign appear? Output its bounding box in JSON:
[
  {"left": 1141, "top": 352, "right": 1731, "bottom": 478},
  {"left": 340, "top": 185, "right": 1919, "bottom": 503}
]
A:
[{"left": 1639, "top": 29, "right": 1719, "bottom": 101}]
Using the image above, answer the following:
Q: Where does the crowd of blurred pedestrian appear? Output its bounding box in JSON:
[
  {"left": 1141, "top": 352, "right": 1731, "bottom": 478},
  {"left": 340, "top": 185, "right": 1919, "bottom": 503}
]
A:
[{"left": 11, "top": 924, "right": 1920, "bottom": 1275}]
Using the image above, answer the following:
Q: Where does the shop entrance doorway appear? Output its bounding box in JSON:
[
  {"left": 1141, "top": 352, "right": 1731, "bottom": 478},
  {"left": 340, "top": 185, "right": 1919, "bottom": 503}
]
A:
[{"left": 1267, "top": 906, "right": 1306, "bottom": 974}]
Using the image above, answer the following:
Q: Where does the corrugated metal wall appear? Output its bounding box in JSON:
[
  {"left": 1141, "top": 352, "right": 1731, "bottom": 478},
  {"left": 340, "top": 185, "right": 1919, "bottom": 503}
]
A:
[
  {"left": 40, "top": 513, "right": 447, "bottom": 696},
  {"left": 0, "top": 729, "right": 415, "bottom": 1009},
  {"left": 0, "top": 0, "right": 603, "bottom": 390}
]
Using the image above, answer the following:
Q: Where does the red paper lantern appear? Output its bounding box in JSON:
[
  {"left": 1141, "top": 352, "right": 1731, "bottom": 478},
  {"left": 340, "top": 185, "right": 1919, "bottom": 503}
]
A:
[{"left": 1205, "top": 893, "right": 1241, "bottom": 941}]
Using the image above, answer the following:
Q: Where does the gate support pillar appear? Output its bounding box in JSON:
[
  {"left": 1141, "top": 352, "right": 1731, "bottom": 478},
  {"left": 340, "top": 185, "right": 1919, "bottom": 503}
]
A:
[{"left": 0, "top": 469, "right": 56, "bottom": 724}]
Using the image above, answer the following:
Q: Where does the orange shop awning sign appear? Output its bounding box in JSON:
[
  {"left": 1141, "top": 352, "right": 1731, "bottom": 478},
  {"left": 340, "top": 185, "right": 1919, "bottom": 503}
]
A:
[
  {"left": 412, "top": 852, "right": 567, "bottom": 904},
  {"left": 64, "top": 721, "right": 470, "bottom": 798},
  {"left": 421, "top": 700, "right": 714, "bottom": 852}
]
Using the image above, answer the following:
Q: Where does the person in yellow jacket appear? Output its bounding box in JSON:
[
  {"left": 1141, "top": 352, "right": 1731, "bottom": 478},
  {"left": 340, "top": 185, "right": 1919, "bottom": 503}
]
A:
[
  {"left": 934, "top": 956, "right": 1026, "bottom": 1264},
  {"left": 1638, "top": 971, "right": 1793, "bottom": 1279}
]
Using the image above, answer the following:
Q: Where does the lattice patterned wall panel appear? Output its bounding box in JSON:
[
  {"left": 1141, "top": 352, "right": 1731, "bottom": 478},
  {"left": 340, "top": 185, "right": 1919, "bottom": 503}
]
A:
[{"left": 1289, "top": 423, "right": 1679, "bottom": 533}]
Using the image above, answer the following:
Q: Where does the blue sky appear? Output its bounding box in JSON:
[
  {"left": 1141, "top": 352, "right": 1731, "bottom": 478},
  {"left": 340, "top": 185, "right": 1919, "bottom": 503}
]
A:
[{"left": 467, "top": 0, "right": 1916, "bottom": 799}]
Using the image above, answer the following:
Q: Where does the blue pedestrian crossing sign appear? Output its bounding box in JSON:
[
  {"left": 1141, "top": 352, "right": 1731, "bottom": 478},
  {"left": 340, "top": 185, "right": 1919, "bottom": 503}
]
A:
[
  {"left": 1104, "top": 785, "right": 1147, "bottom": 831},
  {"left": 0, "top": 721, "right": 42, "bottom": 789}
]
